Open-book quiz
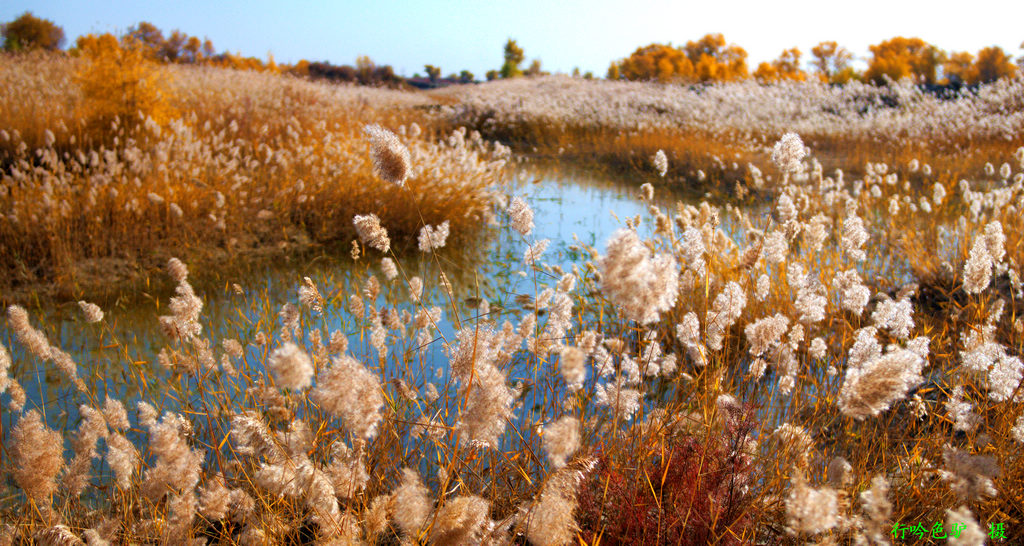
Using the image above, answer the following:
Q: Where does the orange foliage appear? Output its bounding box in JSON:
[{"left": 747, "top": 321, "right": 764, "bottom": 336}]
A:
[
  {"left": 944, "top": 47, "right": 1017, "bottom": 85},
  {"left": 754, "top": 47, "right": 807, "bottom": 82},
  {"left": 72, "top": 33, "right": 173, "bottom": 129},
  {"left": 610, "top": 34, "right": 748, "bottom": 83},
  {"left": 944, "top": 51, "right": 976, "bottom": 85},
  {"left": 865, "top": 36, "right": 944, "bottom": 84},
  {"left": 810, "top": 41, "right": 855, "bottom": 83},
  {"left": 973, "top": 46, "right": 1017, "bottom": 83}
]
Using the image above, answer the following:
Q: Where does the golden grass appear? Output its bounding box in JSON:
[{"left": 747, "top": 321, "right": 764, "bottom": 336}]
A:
[
  {"left": 0, "top": 52, "right": 504, "bottom": 302},
  {"left": 2, "top": 63, "right": 1024, "bottom": 544}
]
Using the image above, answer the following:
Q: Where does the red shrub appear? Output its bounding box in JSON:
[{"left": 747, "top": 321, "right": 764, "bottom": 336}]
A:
[{"left": 577, "top": 406, "right": 758, "bottom": 545}]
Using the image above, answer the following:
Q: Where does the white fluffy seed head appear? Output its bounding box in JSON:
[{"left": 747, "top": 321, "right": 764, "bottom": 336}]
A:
[
  {"left": 653, "top": 149, "right": 668, "bottom": 177},
  {"left": 268, "top": 342, "right": 314, "bottom": 390},
  {"left": 363, "top": 124, "right": 412, "bottom": 186}
]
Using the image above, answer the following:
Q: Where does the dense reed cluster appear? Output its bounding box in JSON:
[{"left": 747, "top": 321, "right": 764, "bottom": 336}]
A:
[
  {"left": 2, "top": 53, "right": 1024, "bottom": 545},
  {"left": 0, "top": 52, "right": 506, "bottom": 298},
  {"left": 440, "top": 75, "right": 1024, "bottom": 193}
]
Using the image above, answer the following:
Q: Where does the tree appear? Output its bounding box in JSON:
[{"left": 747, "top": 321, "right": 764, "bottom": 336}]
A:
[
  {"left": 755, "top": 47, "right": 806, "bottom": 82},
  {"left": 682, "top": 33, "right": 748, "bottom": 82},
  {"left": 943, "top": 51, "right": 976, "bottom": 85},
  {"left": 615, "top": 43, "right": 693, "bottom": 82},
  {"left": 606, "top": 62, "right": 621, "bottom": 80},
  {"left": 424, "top": 64, "right": 441, "bottom": 83},
  {"left": 612, "top": 35, "right": 748, "bottom": 83},
  {"left": 458, "top": 69, "right": 474, "bottom": 84},
  {"left": 865, "top": 37, "right": 944, "bottom": 84},
  {"left": 161, "top": 29, "right": 187, "bottom": 62},
  {"left": 485, "top": 69, "right": 499, "bottom": 81},
  {"left": 126, "top": 21, "right": 164, "bottom": 58},
  {"left": 973, "top": 46, "right": 1016, "bottom": 83},
  {"left": 355, "top": 55, "right": 375, "bottom": 82},
  {"left": 500, "top": 38, "right": 524, "bottom": 78},
  {"left": 182, "top": 35, "right": 203, "bottom": 63},
  {"left": 2, "top": 11, "right": 65, "bottom": 52},
  {"left": 525, "top": 58, "right": 543, "bottom": 76},
  {"left": 810, "top": 41, "right": 854, "bottom": 83}
]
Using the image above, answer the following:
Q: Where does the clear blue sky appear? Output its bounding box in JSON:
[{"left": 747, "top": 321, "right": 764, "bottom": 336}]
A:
[{"left": 4, "top": 0, "right": 1022, "bottom": 76}]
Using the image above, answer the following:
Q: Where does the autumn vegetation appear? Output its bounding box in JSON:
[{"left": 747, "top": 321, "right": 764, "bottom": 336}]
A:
[{"left": 2, "top": 10, "right": 1024, "bottom": 546}]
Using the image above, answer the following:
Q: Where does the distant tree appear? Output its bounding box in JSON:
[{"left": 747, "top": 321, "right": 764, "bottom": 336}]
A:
[
  {"left": 943, "top": 51, "right": 976, "bottom": 85},
  {"left": 755, "top": 47, "right": 806, "bottom": 82},
  {"left": 612, "top": 35, "right": 747, "bottom": 83},
  {"left": 127, "top": 21, "right": 164, "bottom": 58},
  {"left": 355, "top": 55, "right": 375, "bottom": 82},
  {"left": 682, "top": 33, "right": 748, "bottom": 82},
  {"left": 810, "top": 41, "right": 854, "bottom": 83},
  {"left": 606, "top": 62, "right": 621, "bottom": 80},
  {"left": 1, "top": 11, "right": 65, "bottom": 52},
  {"left": 973, "top": 46, "right": 1016, "bottom": 83},
  {"left": 525, "top": 58, "right": 543, "bottom": 76},
  {"left": 202, "top": 38, "right": 215, "bottom": 58},
  {"left": 160, "top": 29, "right": 187, "bottom": 62},
  {"left": 865, "top": 37, "right": 944, "bottom": 84},
  {"left": 372, "top": 64, "right": 397, "bottom": 85},
  {"left": 616, "top": 43, "right": 692, "bottom": 82},
  {"left": 572, "top": 66, "right": 581, "bottom": 77},
  {"left": 500, "top": 38, "right": 524, "bottom": 78},
  {"left": 458, "top": 69, "right": 474, "bottom": 83},
  {"left": 182, "top": 35, "right": 203, "bottom": 63},
  {"left": 583, "top": 71, "right": 593, "bottom": 79},
  {"left": 485, "top": 69, "right": 499, "bottom": 81},
  {"left": 424, "top": 64, "right": 441, "bottom": 83},
  {"left": 290, "top": 59, "right": 311, "bottom": 77}
]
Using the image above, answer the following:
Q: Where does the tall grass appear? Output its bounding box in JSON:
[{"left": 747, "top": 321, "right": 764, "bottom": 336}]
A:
[
  {"left": 2, "top": 56, "right": 1024, "bottom": 545},
  {"left": 0, "top": 51, "right": 505, "bottom": 301}
]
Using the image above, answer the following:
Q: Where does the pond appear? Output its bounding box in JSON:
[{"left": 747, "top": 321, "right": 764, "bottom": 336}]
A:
[{"left": 0, "top": 164, "right": 692, "bottom": 445}]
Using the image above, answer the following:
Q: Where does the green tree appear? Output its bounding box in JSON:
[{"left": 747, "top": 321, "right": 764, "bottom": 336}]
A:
[
  {"left": 1, "top": 11, "right": 65, "bottom": 52},
  {"left": 485, "top": 69, "right": 499, "bottom": 81},
  {"left": 424, "top": 64, "right": 441, "bottom": 83},
  {"left": 500, "top": 38, "right": 524, "bottom": 78},
  {"left": 458, "top": 69, "right": 474, "bottom": 83}
]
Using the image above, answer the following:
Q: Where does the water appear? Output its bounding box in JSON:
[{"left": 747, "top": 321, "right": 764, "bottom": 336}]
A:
[{"left": 0, "top": 165, "right": 680, "bottom": 444}]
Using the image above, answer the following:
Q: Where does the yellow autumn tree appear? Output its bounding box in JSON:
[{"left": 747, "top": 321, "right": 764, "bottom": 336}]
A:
[
  {"left": 865, "top": 36, "right": 944, "bottom": 84},
  {"left": 944, "top": 51, "right": 976, "bottom": 85},
  {"left": 754, "top": 47, "right": 807, "bottom": 82},
  {"left": 810, "top": 41, "right": 856, "bottom": 83},
  {"left": 615, "top": 43, "right": 694, "bottom": 82},
  {"left": 973, "top": 46, "right": 1017, "bottom": 83},
  {"left": 683, "top": 33, "right": 748, "bottom": 82},
  {"left": 611, "top": 34, "right": 748, "bottom": 83},
  {"left": 72, "top": 33, "right": 173, "bottom": 132}
]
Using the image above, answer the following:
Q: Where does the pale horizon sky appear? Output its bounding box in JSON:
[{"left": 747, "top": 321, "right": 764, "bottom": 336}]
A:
[{"left": 3, "top": 1, "right": 1023, "bottom": 77}]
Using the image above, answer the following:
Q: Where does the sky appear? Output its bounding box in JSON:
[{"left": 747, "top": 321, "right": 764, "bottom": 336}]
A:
[{"left": 3, "top": 0, "right": 1023, "bottom": 77}]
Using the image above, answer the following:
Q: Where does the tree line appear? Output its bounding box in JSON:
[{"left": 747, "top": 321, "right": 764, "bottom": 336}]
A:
[
  {"left": 4, "top": 12, "right": 1021, "bottom": 88},
  {"left": 610, "top": 34, "right": 1022, "bottom": 86}
]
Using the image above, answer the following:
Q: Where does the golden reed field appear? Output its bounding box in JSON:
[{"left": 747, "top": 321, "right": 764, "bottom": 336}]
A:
[{"left": 1, "top": 33, "right": 1024, "bottom": 545}]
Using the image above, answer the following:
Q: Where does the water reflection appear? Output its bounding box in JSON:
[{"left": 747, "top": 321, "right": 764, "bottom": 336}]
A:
[{"left": 0, "top": 165, "right": 696, "bottom": 437}]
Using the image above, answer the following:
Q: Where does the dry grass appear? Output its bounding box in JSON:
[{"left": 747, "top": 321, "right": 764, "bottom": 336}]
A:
[
  {"left": 2, "top": 63, "right": 1024, "bottom": 545},
  {"left": 0, "top": 51, "right": 505, "bottom": 302}
]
